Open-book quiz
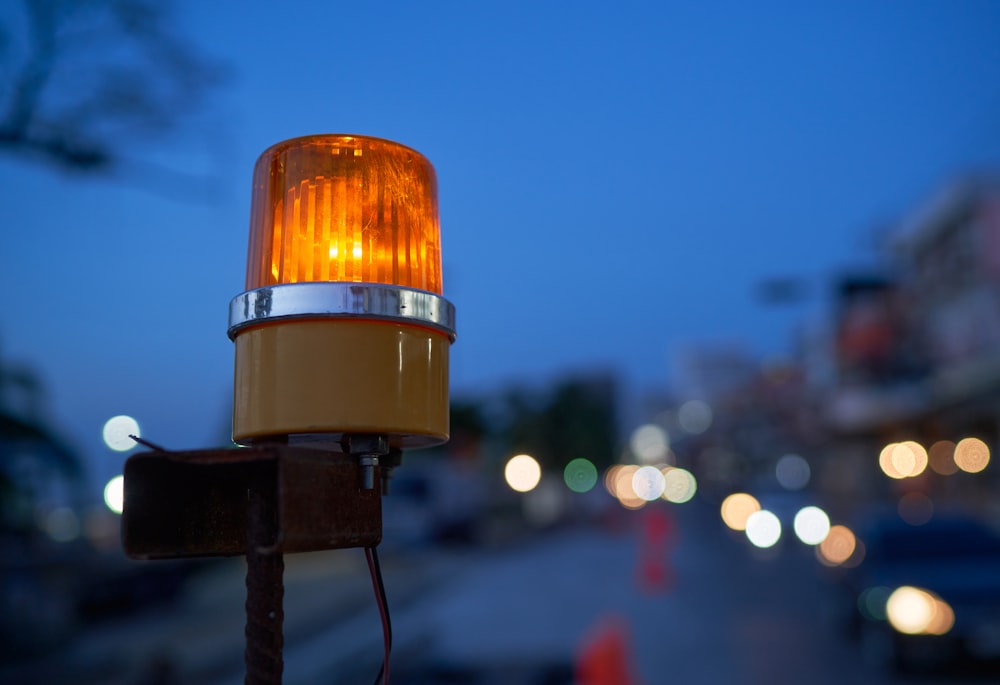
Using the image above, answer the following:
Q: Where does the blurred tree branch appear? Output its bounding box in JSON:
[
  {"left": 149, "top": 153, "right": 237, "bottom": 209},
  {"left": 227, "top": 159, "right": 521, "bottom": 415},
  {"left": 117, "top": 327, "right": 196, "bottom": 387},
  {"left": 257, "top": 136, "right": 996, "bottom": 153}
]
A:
[{"left": 0, "top": 0, "right": 226, "bottom": 178}]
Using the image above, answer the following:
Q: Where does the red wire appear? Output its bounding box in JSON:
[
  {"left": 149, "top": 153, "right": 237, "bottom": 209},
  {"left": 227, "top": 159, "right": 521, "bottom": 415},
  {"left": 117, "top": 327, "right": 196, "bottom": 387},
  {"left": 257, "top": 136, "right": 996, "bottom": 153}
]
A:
[{"left": 366, "top": 546, "right": 391, "bottom": 685}]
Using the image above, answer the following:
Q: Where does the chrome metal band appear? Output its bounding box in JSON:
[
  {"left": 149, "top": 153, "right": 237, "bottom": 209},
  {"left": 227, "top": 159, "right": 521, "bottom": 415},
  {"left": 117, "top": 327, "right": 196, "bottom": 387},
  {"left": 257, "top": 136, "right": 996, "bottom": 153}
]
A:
[{"left": 227, "top": 283, "right": 456, "bottom": 341}]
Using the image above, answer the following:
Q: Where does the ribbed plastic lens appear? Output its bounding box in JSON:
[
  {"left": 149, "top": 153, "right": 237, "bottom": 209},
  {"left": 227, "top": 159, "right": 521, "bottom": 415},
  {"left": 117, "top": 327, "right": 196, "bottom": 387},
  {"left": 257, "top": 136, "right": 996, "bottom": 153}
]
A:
[{"left": 245, "top": 134, "right": 442, "bottom": 294}]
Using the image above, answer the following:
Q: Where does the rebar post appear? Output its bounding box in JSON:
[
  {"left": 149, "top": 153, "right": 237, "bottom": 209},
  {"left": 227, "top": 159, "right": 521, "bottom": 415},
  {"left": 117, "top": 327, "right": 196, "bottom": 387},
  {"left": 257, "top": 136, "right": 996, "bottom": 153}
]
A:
[
  {"left": 245, "top": 485, "right": 284, "bottom": 685},
  {"left": 123, "top": 446, "right": 383, "bottom": 683}
]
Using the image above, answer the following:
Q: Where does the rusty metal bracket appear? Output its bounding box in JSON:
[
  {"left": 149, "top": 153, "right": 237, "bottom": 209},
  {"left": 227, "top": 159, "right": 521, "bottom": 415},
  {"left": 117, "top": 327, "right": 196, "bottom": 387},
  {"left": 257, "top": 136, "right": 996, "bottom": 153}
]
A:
[
  {"left": 122, "top": 445, "right": 382, "bottom": 559},
  {"left": 122, "top": 444, "right": 385, "bottom": 684}
]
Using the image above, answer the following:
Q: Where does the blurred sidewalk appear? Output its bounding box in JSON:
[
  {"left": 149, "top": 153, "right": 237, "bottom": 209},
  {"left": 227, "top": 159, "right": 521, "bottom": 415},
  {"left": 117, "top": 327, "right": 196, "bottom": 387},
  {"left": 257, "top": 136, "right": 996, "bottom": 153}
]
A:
[{"left": 0, "top": 544, "right": 453, "bottom": 685}]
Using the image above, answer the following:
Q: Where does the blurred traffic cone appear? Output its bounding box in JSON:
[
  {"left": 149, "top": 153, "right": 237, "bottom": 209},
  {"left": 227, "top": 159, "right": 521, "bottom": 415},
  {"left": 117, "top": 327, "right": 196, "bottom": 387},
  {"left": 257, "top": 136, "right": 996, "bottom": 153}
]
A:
[
  {"left": 635, "top": 505, "right": 675, "bottom": 593},
  {"left": 575, "top": 615, "right": 644, "bottom": 685}
]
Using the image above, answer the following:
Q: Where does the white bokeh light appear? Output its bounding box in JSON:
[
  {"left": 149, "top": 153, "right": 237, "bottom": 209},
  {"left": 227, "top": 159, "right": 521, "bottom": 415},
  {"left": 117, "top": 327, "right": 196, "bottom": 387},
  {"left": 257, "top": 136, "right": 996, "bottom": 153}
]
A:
[
  {"left": 661, "top": 467, "right": 697, "bottom": 504},
  {"left": 629, "top": 424, "right": 669, "bottom": 463},
  {"left": 43, "top": 507, "right": 81, "bottom": 542},
  {"left": 792, "top": 506, "right": 831, "bottom": 545},
  {"left": 104, "top": 475, "right": 125, "bottom": 514},
  {"left": 745, "top": 509, "right": 782, "bottom": 548},
  {"left": 677, "top": 400, "right": 712, "bottom": 434},
  {"left": 887, "top": 586, "right": 940, "bottom": 635},
  {"left": 632, "top": 465, "right": 666, "bottom": 501},
  {"left": 103, "top": 415, "right": 140, "bottom": 452}
]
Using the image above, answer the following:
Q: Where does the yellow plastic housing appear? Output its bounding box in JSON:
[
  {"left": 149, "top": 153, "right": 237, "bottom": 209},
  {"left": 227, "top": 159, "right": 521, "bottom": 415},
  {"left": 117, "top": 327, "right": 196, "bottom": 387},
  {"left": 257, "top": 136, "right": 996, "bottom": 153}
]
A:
[
  {"left": 233, "top": 319, "right": 450, "bottom": 448},
  {"left": 245, "top": 134, "right": 442, "bottom": 294}
]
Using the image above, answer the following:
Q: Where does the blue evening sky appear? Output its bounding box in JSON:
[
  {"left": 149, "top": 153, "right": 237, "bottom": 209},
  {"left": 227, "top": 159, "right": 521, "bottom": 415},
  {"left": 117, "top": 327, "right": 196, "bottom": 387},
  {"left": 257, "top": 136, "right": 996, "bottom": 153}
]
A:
[{"left": 2, "top": 1, "right": 999, "bottom": 491}]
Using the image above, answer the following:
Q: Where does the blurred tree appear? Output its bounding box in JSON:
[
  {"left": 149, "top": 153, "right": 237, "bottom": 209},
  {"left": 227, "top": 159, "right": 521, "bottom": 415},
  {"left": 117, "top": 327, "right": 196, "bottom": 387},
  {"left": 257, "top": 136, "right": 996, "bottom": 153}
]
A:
[
  {"left": 449, "top": 400, "right": 489, "bottom": 443},
  {"left": 0, "top": 342, "right": 85, "bottom": 544},
  {"left": 0, "top": 0, "right": 224, "bottom": 178},
  {"left": 407, "top": 398, "right": 490, "bottom": 464},
  {"left": 503, "top": 376, "right": 619, "bottom": 473}
]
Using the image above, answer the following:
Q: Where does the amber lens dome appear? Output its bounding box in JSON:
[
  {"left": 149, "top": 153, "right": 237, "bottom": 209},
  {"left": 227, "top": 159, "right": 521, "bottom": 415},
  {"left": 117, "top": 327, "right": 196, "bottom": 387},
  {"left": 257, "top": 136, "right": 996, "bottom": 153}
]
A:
[{"left": 245, "top": 134, "right": 442, "bottom": 294}]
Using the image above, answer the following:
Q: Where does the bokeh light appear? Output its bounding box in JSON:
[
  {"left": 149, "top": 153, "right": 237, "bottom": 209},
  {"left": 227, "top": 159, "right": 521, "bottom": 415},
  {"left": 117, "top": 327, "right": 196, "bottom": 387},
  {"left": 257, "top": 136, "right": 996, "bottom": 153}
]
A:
[
  {"left": 890, "top": 443, "right": 916, "bottom": 478},
  {"left": 886, "top": 586, "right": 954, "bottom": 636},
  {"left": 886, "top": 586, "right": 935, "bottom": 635},
  {"left": 630, "top": 424, "right": 669, "bottom": 463},
  {"left": 954, "top": 437, "right": 990, "bottom": 473},
  {"left": 84, "top": 508, "right": 120, "bottom": 551},
  {"left": 618, "top": 496, "right": 647, "bottom": 510},
  {"left": 42, "top": 506, "right": 81, "bottom": 543},
  {"left": 817, "top": 524, "right": 857, "bottom": 566},
  {"left": 845, "top": 540, "right": 866, "bottom": 568},
  {"left": 745, "top": 510, "right": 781, "bottom": 548},
  {"left": 504, "top": 454, "right": 542, "bottom": 493},
  {"left": 898, "top": 491, "right": 934, "bottom": 525},
  {"left": 925, "top": 600, "right": 956, "bottom": 636},
  {"left": 104, "top": 474, "right": 125, "bottom": 514},
  {"left": 775, "top": 454, "right": 810, "bottom": 491},
  {"left": 103, "top": 415, "right": 140, "bottom": 452},
  {"left": 878, "top": 443, "right": 903, "bottom": 479},
  {"left": 606, "top": 464, "right": 637, "bottom": 498},
  {"left": 858, "top": 586, "right": 891, "bottom": 621},
  {"left": 792, "top": 506, "right": 830, "bottom": 545},
  {"left": 604, "top": 464, "right": 622, "bottom": 496},
  {"left": 606, "top": 464, "right": 646, "bottom": 509},
  {"left": 677, "top": 400, "right": 712, "bottom": 434},
  {"left": 523, "top": 477, "right": 564, "bottom": 526},
  {"left": 928, "top": 440, "right": 958, "bottom": 475},
  {"left": 563, "top": 458, "right": 598, "bottom": 493},
  {"left": 632, "top": 465, "right": 666, "bottom": 501},
  {"left": 899, "top": 441, "right": 928, "bottom": 477},
  {"left": 720, "top": 492, "right": 761, "bottom": 531},
  {"left": 878, "top": 441, "right": 928, "bottom": 479},
  {"left": 661, "top": 467, "right": 697, "bottom": 504}
]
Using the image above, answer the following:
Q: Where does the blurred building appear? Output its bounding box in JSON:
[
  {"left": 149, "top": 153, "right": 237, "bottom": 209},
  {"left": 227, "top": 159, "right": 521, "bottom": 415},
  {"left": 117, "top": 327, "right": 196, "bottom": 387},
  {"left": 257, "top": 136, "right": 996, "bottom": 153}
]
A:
[
  {"left": 824, "top": 178, "right": 1000, "bottom": 427},
  {"left": 672, "top": 343, "right": 759, "bottom": 402},
  {"left": 670, "top": 176, "right": 1000, "bottom": 521},
  {"left": 894, "top": 177, "right": 1000, "bottom": 416},
  {"left": 652, "top": 344, "right": 818, "bottom": 501},
  {"left": 819, "top": 176, "right": 1000, "bottom": 516}
]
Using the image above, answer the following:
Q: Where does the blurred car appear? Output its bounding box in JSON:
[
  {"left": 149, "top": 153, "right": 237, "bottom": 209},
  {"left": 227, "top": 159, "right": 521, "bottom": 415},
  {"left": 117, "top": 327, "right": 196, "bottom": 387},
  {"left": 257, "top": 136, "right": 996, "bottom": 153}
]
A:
[
  {"left": 836, "top": 510, "right": 1000, "bottom": 673},
  {"left": 382, "top": 460, "right": 490, "bottom": 547}
]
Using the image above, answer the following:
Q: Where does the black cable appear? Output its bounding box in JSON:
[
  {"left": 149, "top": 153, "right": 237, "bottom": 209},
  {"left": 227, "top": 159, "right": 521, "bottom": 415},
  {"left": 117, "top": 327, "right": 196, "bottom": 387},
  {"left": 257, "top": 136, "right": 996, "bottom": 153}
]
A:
[
  {"left": 365, "top": 546, "right": 392, "bottom": 685},
  {"left": 128, "top": 434, "right": 168, "bottom": 451}
]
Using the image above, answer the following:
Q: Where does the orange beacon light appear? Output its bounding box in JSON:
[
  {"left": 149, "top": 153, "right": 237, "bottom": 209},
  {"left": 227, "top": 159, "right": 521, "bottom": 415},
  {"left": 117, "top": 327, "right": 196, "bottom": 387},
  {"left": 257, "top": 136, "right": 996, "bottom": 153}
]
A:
[{"left": 228, "top": 135, "right": 456, "bottom": 451}]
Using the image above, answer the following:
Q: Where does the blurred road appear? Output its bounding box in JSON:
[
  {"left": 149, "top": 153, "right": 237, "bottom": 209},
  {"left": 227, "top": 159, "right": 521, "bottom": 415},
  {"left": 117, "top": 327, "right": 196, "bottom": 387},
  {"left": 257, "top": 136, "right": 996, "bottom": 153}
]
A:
[
  {"left": 2, "top": 496, "right": 995, "bottom": 684},
  {"left": 381, "top": 500, "right": 995, "bottom": 685}
]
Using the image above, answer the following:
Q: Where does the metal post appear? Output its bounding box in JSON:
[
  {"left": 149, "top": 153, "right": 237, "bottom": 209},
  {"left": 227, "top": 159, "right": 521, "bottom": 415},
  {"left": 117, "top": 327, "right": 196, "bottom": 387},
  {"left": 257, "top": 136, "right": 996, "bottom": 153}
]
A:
[{"left": 245, "top": 484, "right": 284, "bottom": 685}]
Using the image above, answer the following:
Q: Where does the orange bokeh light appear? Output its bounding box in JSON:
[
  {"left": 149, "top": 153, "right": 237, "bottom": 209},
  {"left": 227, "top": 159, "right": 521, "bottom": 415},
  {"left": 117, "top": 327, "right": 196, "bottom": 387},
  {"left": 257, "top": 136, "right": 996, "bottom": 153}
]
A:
[
  {"left": 818, "top": 524, "right": 857, "bottom": 566},
  {"left": 954, "top": 437, "right": 990, "bottom": 473},
  {"left": 720, "top": 492, "right": 760, "bottom": 531}
]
